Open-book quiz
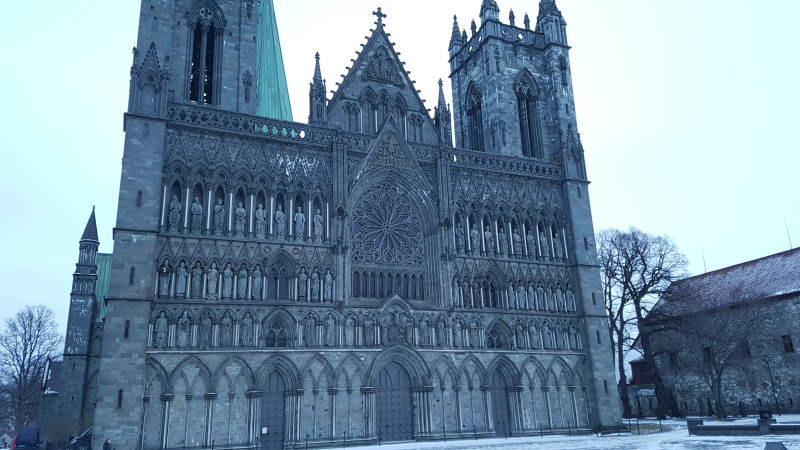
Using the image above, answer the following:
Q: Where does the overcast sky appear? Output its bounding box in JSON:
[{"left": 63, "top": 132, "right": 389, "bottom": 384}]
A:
[{"left": 0, "top": 0, "right": 797, "bottom": 335}]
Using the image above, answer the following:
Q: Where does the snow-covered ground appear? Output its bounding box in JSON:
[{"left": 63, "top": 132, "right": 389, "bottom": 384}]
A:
[{"left": 324, "top": 416, "right": 800, "bottom": 450}]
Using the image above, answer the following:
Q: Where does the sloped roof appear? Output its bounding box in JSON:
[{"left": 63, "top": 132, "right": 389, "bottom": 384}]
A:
[
  {"left": 651, "top": 248, "right": 800, "bottom": 318},
  {"left": 81, "top": 208, "right": 98, "bottom": 242}
]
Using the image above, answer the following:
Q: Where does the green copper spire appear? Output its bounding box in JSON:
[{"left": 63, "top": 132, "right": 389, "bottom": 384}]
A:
[{"left": 257, "top": 0, "right": 293, "bottom": 121}]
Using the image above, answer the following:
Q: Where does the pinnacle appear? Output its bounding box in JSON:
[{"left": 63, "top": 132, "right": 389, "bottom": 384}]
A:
[
  {"left": 449, "top": 16, "right": 462, "bottom": 50},
  {"left": 313, "top": 52, "right": 323, "bottom": 82},
  {"left": 81, "top": 207, "right": 99, "bottom": 242},
  {"left": 437, "top": 79, "right": 447, "bottom": 109}
]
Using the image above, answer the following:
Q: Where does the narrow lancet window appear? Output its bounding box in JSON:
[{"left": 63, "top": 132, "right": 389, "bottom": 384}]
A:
[
  {"left": 188, "top": 4, "right": 223, "bottom": 105},
  {"left": 514, "top": 72, "right": 544, "bottom": 159}
]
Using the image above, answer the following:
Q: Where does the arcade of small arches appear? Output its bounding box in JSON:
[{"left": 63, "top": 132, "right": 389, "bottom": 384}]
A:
[
  {"left": 451, "top": 273, "right": 577, "bottom": 313},
  {"left": 139, "top": 349, "right": 593, "bottom": 449},
  {"left": 341, "top": 86, "right": 428, "bottom": 142},
  {"left": 146, "top": 307, "right": 584, "bottom": 354}
]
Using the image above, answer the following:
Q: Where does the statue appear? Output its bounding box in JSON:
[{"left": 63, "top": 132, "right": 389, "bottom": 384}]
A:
[
  {"left": 294, "top": 206, "right": 306, "bottom": 243},
  {"left": 304, "top": 316, "right": 316, "bottom": 347},
  {"left": 241, "top": 313, "right": 254, "bottom": 347},
  {"left": 515, "top": 322, "right": 526, "bottom": 349},
  {"left": 207, "top": 262, "right": 219, "bottom": 299},
  {"left": 568, "top": 323, "right": 579, "bottom": 350},
  {"left": 364, "top": 319, "right": 374, "bottom": 346},
  {"left": 537, "top": 286, "right": 546, "bottom": 311},
  {"left": 455, "top": 223, "right": 465, "bottom": 255},
  {"left": 437, "top": 321, "right": 446, "bottom": 347},
  {"left": 507, "top": 282, "right": 516, "bottom": 309},
  {"left": 222, "top": 263, "right": 234, "bottom": 299},
  {"left": 220, "top": 312, "right": 233, "bottom": 347},
  {"left": 252, "top": 266, "right": 262, "bottom": 300},
  {"left": 154, "top": 312, "right": 168, "bottom": 347},
  {"left": 452, "top": 279, "right": 461, "bottom": 307},
  {"left": 453, "top": 321, "right": 463, "bottom": 348},
  {"left": 498, "top": 228, "right": 508, "bottom": 258},
  {"left": 176, "top": 311, "right": 190, "bottom": 348},
  {"left": 547, "top": 288, "right": 556, "bottom": 311},
  {"left": 528, "top": 284, "right": 536, "bottom": 310},
  {"left": 313, "top": 209, "right": 324, "bottom": 244},
  {"left": 529, "top": 323, "right": 540, "bottom": 348},
  {"left": 526, "top": 230, "right": 537, "bottom": 260},
  {"left": 470, "top": 224, "right": 481, "bottom": 257},
  {"left": 404, "top": 315, "right": 414, "bottom": 345},
  {"left": 323, "top": 269, "right": 333, "bottom": 302},
  {"left": 168, "top": 195, "right": 181, "bottom": 233},
  {"left": 469, "top": 321, "right": 480, "bottom": 348},
  {"left": 542, "top": 324, "right": 553, "bottom": 349},
  {"left": 310, "top": 270, "right": 320, "bottom": 302},
  {"left": 473, "top": 284, "right": 482, "bottom": 309},
  {"left": 298, "top": 268, "right": 308, "bottom": 301},
  {"left": 234, "top": 202, "right": 246, "bottom": 238},
  {"left": 419, "top": 320, "right": 429, "bottom": 347},
  {"left": 517, "top": 284, "right": 527, "bottom": 310},
  {"left": 158, "top": 261, "right": 171, "bottom": 298},
  {"left": 213, "top": 199, "right": 225, "bottom": 236},
  {"left": 553, "top": 231, "right": 564, "bottom": 262},
  {"left": 191, "top": 262, "right": 203, "bottom": 298},
  {"left": 190, "top": 197, "right": 203, "bottom": 235},
  {"left": 567, "top": 287, "right": 576, "bottom": 312},
  {"left": 237, "top": 267, "right": 248, "bottom": 299},
  {"left": 275, "top": 204, "right": 286, "bottom": 240},
  {"left": 255, "top": 204, "right": 267, "bottom": 239},
  {"left": 175, "top": 262, "right": 188, "bottom": 297},
  {"left": 513, "top": 229, "right": 523, "bottom": 259},
  {"left": 484, "top": 225, "right": 495, "bottom": 257},
  {"left": 199, "top": 312, "right": 212, "bottom": 349},
  {"left": 539, "top": 231, "right": 550, "bottom": 261},
  {"left": 345, "top": 317, "right": 355, "bottom": 347},
  {"left": 462, "top": 279, "right": 471, "bottom": 307},
  {"left": 324, "top": 315, "right": 336, "bottom": 347},
  {"left": 556, "top": 287, "right": 565, "bottom": 311},
  {"left": 555, "top": 323, "right": 565, "bottom": 350}
]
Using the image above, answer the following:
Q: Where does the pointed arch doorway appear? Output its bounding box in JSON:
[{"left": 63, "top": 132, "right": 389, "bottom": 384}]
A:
[
  {"left": 491, "top": 371, "right": 512, "bottom": 437},
  {"left": 376, "top": 362, "right": 414, "bottom": 442},
  {"left": 261, "top": 371, "right": 285, "bottom": 450}
]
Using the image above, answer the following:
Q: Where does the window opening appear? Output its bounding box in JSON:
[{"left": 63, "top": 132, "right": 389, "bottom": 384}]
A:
[
  {"left": 136, "top": 191, "right": 143, "bottom": 207},
  {"left": 603, "top": 380, "right": 608, "bottom": 394},
  {"left": 117, "top": 389, "right": 124, "bottom": 408},
  {"left": 189, "top": 17, "right": 218, "bottom": 105},
  {"left": 584, "top": 237, "right": 589, "bottom": 250},
  {"left": 124, "top": 321, "right": 130, "bottom": 339},
  {"left": 129, "top": 267, "right": 136, "bottom": 284},
  {"left": 783, "top": 335, "right": 795, "bottom": 353},
  {"left": 592, "top": 292, "right": 596, "bottom": 305},
  {"left": 596, "top": 331, "right": 601, "bottom": 344}
]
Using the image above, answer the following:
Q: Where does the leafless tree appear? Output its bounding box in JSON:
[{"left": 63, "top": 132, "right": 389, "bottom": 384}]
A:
[
  {"left": 598, "top": 227, "right": 689, "bottom": 419},
  {"left": 0, "top": 306, "right": 63, "bottom": 431}
]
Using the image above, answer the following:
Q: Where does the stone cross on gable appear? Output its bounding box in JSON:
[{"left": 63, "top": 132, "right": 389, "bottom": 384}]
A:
[{"left": 373, "top": 7, "right": 387, "bottom": 26}]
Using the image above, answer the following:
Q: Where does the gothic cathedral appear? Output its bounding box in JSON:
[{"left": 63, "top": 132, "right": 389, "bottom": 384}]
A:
[{"left": 44, "top": 1, "right": 620, "bottom": 449}]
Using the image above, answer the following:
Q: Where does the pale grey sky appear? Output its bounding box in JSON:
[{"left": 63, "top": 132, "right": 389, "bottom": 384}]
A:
[{"left": 0, "top": 0, "right": 797, "bottom": 335}]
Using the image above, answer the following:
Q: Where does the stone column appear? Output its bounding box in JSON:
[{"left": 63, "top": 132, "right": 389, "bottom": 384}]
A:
[
  {"left": 328, "top": 388, "right": 338, "bottom": 439},
  {"left": 361, "top": 387, "right": 376, "bottom": 438},
  {"left": 541, "top": 387, "right": 552, "bottom": 429},
  {"left": 160, "top": 184, "right": 168, "bottom": 233},
  {"left": 227, "top": 185, "right": 235, "bottom": 238},
  {"left": 248, "top": 188, "right": 257, "bottom": 238},
  {"left": 268, "top": 192, "right": 275, "bottom": 237},
  {"left": 522, "top": 223, "right": 529, "bottom": 258},
  {"left": 528, "top": 386, "right": 538, "bottom": 430},
  {"left": 183, "top": 186, "right": 191, "bottom": 234},
  {"left": 160, "top": 394, "right": 173, "bottom": 449},
  {"left": 288, "top": 195, "right": 294, "bottom": 238},
  {"left": 204, "top": 393, "right": 217, "bottom": 446},
  {"left": 508, "top": 387, "right": 524, "bottom": 434},
  {"left": 568, "top": 387, "right": 579, "bottom": 429},
  {"left": 205, "top": 183, "right": 214, "bottom": 235},
  {"left": 556, "top": 387, "right": 565, "bottom": 428},
  {"left": 582, "top": 387, "right": 590, "bottom": 427},
  {"left": 481, "top": 386, "right": 493, "bottom": 432}
]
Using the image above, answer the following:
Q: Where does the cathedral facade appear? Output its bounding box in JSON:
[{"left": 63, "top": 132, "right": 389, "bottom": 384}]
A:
[{"left": 50, "top": 1, "right": 621, "bottom": 449}]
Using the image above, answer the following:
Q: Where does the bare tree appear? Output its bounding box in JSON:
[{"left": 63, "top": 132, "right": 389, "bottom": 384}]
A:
[
  {"left": 0, "top": 306, "right": 63, "bottom": 430},
  {"left": 598, "top": 227, "right": 689, "bottom": 419}
]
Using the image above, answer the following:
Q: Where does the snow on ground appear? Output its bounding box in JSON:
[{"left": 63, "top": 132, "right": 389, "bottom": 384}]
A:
[{"left": 323, "top": 416, "right": 800, "bottom": 450}]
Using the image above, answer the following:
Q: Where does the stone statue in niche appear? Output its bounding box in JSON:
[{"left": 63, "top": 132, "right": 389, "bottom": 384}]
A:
[
  {"left": 455, "top": 223, "right": 465, "bottom": 255},
  {"left": 255, "top": 204, "right": 266, "bottom": 239},
  {"left": 168, "top": 195, "right": 181, "bottom": 233},
  {"left": 437, "top": 321, "right": 446, "bottom": 347},
  {"left": 154, "top": 312, "right": 168, "bottom": 347},
  {"left": 469, "top": 321, "right": 480, "bottom": 348},
  {"left": 323, "top": 269, "right": 333, "bottom": 302},
  {"left": 334, "top": 216, "right": 343, "bottom": 242},
  {"left": 275, "top": 205, "right": 286, "bottom": 241},
  {"left": 403, "top": 314, "right": 414, "bottom": 346},
  {"left": 517, "top": 284, "right": 527, "bottom": 310},
  {"left": 419, "top": 319, "right": 429, "bottom": 346},
  {"left": 555, "top": 323, "right": 565, "bottom": 350},
  {"left": 568, "top": 323, "right": 578, "bottom": 350},
  {"left": 473, "top": 284, "right": 482, "bottom": 308},
  {"left": 294, "top": 206, "right": 306, "bottom": 243},
  {"left": 313, "top": 209, "right": 324, "bottom": 244},
  {"left": 507, "top": 282, "right": 516, "bottom": 309},
  {"left": 324, "top": 315, "right": 336, "bottom": 347},
  {"left": 176, "top": 311, "right": 190, "bottom": 348},
  {"left": 498, "top": 228, "right": 508, "bottom": 258},
  {"left": 553, "top": 231, "right": 564, "bottom": 262},
  {"left": 539, "top": 231, "right": 550, "bottom": 261},
  {"left": 530, "top": 323, "right": 540, "bottom": 348},
  {"left": 213, "top": 199, "right": 225, "bottom": 236},
  {"left": 484, "top": 225, "right": 495, "bottom": 257},
  {"left": 452, "top": 279, "right": 460, "bottom": 306},
  {"left": 241, "top": 313, "right": 254, "bottom": 347},
  {"left": 234, "top": 203, "right": 246, "bottom": 238},
  {"left": 207, "top": 262, "right": 218, "bottom": 299},
  {"left": 542, "top": 324, "right": 553, "bottom": 349},
  {"left": 453, "top": 321, "right": 463, "bottom": 347},
  {"left": 176, "top": 262, "right": 188, "bottom": 297},
  {"left": 526, "top": 230, "right": 537, "bottom": 260},
  {"left": 567, "top": 287, "right": 576, "bottom": 312},
  {"left": 191, "top": 263, "right": 203, "bottom": 298},
  {"left": 556, "top": 287, "right": 565, "bottom": 311},
  {"left": 158, "top": 261, "right": 171, "bottom": 298},
  {"left": 199, "top": 312, "right": 212, "bottom": 349},
  {"left": 537, "top": 286, "right": 546, "bottom": 311},
  {"left": 513, "top": 229, "right": 523, "bottom": 259},
  {"left": 298, "top": 268, "right": 307, "bottom": 302},
  {"left": 220, "top": 312, "right": 233, "bottom": 347},
  {"left": 470, "top": 224, "right": 481, "bottom": 257},
  {"left": 345, "top": 317, "right": 354, "bottom": 347},
  {"left": 222, "top": 263, "right": 234, "bottom": 299},
  {"left": 462, "top": 279, "right": 471, "bottom": 307},
  {"left": 237, "top": 267, "right": 248, "bottom": 299},
  {"left": 303, "top": 316, "right": 316, "bottom": 347},
  {"left": 515, "top": 322, "right": 526, "bottom": 349},
  {"left": 191, "top": 198, "right": 203, "bottom": 235},
  {"left": 364, "top": 318, "right": 374, "bottom": 346},
  {"left": 547, "top": 288, "right": 556, "bottom": 311},
  {"left": 252, "top": 266, "right": 262, "bottom": 300},
  {"left": 310, "top": 270, "right": 320, "bottom": 302}
]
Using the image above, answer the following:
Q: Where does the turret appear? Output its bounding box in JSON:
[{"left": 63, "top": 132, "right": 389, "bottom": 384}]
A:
[
  {"left": 434, "top": 79, "right": 453, "bottom": 147},
  {"left": 480, "top": 0, "right": 500, "bottom": 24},
  {"left": 308, "top": 53, "right": 327, "bottom": 126},
  {"left": 535, "top": 0, "right": 568, "bottom": 45},
  {"left": 449, "top": 16, "right": 462, "bottom": 56}
]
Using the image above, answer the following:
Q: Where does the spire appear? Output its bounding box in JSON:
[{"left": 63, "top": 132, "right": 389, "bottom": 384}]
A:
[
  {"left": 81, "top": 207, "right": 99, "bottom": 242},
  {"left": 256, "top": 0, "right": 293, "bottom": 121},
  {"left": 434, "top": 79, "right": 453, "bottom": 147},
  {"left": 308, "top": 53, "right": 327, "bottom": 126},
  {"left": 449, "top": 16, "right": 462, "bottom": 51},
  {"left": 437, "top": 79, "right": 447, "bottom": 111},
  {"left": 313, "top": 52, "right": 323, "bottom": 82}
]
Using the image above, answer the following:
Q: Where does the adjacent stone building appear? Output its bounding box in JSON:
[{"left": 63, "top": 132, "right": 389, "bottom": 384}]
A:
[{"left": 43, "top": 0, "right": 621, "bottom": 448}]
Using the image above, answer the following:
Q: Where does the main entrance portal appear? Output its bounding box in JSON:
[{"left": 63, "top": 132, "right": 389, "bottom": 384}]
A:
[
  {"left": 491, "top": 372, "right": 511, "bottom": 437},
  {"left": 261, "top": 371, "right": 285, "bottom": 450},
  {"left": 376, "top": 362, "right": 414, "bottom": 442}
]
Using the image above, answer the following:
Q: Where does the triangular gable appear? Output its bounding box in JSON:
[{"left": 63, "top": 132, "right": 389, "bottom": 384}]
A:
[
  {"left": 348, "top": 116, "right": 432, "bottom": 191},
  {"left": 327, "top": 17, "right": 436, "bottom": 132}
]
